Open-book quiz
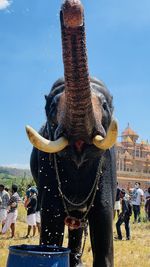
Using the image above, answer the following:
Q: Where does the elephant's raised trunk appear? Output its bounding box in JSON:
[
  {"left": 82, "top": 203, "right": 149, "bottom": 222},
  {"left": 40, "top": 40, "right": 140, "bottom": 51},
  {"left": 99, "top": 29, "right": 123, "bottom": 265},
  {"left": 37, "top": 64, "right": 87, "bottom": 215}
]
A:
[
  {"left": 25, "top": 0, "right": 118, "bottom": 154},
  {"left": 61, "top": 0, "right": 95, "bottom": 142}
]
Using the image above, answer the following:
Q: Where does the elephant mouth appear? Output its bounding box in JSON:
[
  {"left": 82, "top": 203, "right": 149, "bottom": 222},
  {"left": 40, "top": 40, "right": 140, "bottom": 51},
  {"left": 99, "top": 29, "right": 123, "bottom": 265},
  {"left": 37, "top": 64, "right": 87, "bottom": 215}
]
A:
[
  {"left": 74, "top": 140, "right": 85, "bottom": 152},
  {"left": 25, "top": 119, "right": 118, "bottom": 154}
]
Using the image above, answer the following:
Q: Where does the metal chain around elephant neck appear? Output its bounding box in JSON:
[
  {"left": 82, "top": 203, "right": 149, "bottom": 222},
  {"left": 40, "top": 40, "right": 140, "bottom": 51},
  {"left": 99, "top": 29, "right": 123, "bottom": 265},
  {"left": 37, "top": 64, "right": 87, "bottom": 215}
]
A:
[{"left": 53, "top": 154, "right": 104, "bottom": 226}]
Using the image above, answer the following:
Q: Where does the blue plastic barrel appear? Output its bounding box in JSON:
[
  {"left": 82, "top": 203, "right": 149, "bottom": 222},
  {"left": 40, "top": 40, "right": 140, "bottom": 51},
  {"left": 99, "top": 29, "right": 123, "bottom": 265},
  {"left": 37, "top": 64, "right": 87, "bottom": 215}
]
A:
[{"left": 7, "top": 245, "right": 70, "bottom": 267}]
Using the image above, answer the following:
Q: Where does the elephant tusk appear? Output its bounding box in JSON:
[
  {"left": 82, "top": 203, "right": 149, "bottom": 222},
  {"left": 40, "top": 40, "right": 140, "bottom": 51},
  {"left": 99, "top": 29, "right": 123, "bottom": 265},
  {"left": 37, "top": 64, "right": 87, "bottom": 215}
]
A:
[
  {"left": 93, "top": 119, "right": 118, "bottom": 150},
  {"left": 25, "top": 125, "right": 69, "bottom": 153}
]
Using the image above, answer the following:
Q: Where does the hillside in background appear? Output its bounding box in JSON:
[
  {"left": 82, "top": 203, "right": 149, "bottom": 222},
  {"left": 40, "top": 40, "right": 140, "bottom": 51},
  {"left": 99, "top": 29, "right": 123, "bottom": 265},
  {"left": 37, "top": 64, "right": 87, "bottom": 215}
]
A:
[
  {"left": 0, "top": 166, "right": 31, "bottom": 178},
  {"left": 0, "top": 166, "right": 34, "bottom": 197}
]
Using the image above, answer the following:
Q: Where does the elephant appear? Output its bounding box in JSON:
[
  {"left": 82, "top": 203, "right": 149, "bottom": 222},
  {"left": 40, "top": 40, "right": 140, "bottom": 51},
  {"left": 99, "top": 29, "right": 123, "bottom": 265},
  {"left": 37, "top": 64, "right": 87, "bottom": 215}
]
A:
[{"left": 26, "top": 1, "right": 118, "bottom": 266}]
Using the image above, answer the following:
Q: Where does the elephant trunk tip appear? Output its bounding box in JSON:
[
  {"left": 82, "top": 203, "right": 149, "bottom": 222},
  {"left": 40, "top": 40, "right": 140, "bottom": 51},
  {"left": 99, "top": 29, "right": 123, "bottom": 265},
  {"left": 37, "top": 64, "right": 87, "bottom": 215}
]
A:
[{"left": 62, "top": 0, "right": 84, "bottom": 28}]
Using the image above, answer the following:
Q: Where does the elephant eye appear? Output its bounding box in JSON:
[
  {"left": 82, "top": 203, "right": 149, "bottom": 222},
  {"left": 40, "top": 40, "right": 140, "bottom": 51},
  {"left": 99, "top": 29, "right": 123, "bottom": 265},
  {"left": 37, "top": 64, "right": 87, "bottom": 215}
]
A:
[
  {"left": 50, "top": 102, "right": 56, "bottom": 112},
  {"left": 50, "top": 95, "right": 59, "bottom": 113},
  {"left": 48, "top": 101, "right": 57, "bottom": 123},
  {"left": 102, "top": 101, "right": 107, "bottom": 111}
]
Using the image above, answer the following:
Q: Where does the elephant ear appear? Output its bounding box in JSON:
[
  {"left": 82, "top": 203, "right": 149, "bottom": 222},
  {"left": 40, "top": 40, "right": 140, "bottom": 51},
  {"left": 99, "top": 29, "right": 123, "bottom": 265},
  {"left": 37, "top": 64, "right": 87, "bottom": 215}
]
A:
[
  {"left": 44, "top": 79, "right": 66, "bottom": 144},
  {"left": 45, "top": 79, "right": 65, "bottom": 119},
  {"left": 45, "top": 95, "right": 48, "bottom": 101},
  {"left": 90, "top": 77, "right": 114, "bottom": 114}
]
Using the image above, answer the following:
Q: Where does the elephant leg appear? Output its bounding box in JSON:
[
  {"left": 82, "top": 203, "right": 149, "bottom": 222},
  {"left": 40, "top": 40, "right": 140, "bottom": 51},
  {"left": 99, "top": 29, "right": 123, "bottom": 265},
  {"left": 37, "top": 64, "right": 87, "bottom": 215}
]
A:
[
  {"left": 68, "top": 228, "right": 84, "bottom": 267},
  {"left": 40, "top": 202, "right": 65, "bottom": 246},
  {"left": 88, "top": 207, "right": 114, "bottom": 267}
]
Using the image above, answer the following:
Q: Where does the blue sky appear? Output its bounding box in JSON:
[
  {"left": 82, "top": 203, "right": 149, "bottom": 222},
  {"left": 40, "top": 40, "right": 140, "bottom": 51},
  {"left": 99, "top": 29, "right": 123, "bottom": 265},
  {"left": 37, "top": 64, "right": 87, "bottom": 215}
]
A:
[{"left": 0, "top": 0, "right": 150, "bottom": 168}]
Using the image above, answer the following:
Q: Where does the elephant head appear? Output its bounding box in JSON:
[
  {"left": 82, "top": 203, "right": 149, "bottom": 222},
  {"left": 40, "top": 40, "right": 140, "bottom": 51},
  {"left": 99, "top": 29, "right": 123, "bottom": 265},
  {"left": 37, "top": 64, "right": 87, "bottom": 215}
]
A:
[{"left": 26, "top": 0, "right": 118, "bottom": 167}]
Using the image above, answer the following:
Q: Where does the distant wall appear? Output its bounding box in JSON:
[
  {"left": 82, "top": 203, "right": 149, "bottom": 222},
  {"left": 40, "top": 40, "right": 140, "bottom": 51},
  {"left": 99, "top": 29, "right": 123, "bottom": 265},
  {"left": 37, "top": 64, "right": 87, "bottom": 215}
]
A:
[{"left": 117, "top": 171, "right": 150, "bottom": 189}]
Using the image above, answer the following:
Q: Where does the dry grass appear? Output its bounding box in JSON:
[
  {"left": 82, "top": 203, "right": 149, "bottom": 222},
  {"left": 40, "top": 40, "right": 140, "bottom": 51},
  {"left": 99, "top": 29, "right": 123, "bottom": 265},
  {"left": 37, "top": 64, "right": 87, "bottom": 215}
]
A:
[
  {"left": 0, "top": 204, "right": 150, "bottom": 267},
  {"left": 80, "top": 220, "right": 150, "bottom": 267}
]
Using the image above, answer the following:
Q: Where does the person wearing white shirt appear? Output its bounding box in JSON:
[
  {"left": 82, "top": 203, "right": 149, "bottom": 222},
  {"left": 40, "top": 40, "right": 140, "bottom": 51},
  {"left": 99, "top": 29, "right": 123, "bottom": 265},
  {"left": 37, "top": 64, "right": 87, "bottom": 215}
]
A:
[
  {"left": 0, "top": 184, "right": 10, "bottom": 229},
  {"left": 131, "top": 182, "right": 144, "bottom": 223}
]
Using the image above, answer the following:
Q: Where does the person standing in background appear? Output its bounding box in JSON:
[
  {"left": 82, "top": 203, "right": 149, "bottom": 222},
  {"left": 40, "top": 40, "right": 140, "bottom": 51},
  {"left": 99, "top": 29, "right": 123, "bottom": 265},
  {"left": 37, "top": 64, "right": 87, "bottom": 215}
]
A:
[
  {"left": 1, "top": 184, "right": 20, "bottom": 238},
  {"left": 131, "top": 182, "right": 144, "bottom": 223},
  {"left": 115, "top": 189, "right": 132, "bottom": 240},
  {"left": 0, "top": 184, "right": 10, "bottom": 230},
  {"left": 145, "top": 187, "right": 150, "bottom": 221},
  {"left": 24, "top": 184, "right": 32, "bottom": 208},
  {"left": 25, "top": 188, "right": 37, "bottom": 238},
  {"left": 35, "top": 191, "right": 41, "bottom": 235},
  {"left": 114, "top": 182, "right": 121, "bottom": 219}
]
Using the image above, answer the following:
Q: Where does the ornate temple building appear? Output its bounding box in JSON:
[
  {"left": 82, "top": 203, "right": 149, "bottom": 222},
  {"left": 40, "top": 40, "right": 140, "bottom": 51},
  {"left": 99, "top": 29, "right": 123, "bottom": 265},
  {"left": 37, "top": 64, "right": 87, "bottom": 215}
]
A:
[{"left": 116, "top": 124, "right": 150, "bottom": 188}]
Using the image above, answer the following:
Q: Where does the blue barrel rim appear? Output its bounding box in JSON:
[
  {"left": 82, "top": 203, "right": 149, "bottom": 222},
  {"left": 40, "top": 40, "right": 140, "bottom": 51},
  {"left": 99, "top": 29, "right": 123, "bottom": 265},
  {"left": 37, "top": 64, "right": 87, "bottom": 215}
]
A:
[{"left": 8, "top": 244, "right": 71, "bottom": 256}]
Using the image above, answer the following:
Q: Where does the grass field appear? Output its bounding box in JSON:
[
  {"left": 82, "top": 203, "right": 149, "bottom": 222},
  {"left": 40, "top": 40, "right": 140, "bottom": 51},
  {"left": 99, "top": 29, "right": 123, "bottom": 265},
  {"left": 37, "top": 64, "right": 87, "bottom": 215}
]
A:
[{"left": 0, "top": 204, "right": 150, "bottom": 267}]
